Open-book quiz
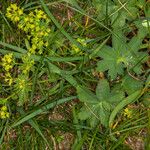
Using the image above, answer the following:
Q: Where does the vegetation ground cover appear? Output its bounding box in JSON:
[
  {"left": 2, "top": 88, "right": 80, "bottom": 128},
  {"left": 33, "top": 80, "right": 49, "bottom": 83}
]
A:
[{"left": 0, "top": 0, "right": 150, "bottom": 149}]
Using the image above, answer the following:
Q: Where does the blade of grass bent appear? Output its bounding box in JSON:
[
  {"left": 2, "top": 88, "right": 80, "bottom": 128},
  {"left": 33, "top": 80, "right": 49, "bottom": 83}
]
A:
[
  {"left": 11, "top": 96, "right": 77, "bottom": 128},
  {"left": 109, "top": 90, "right": 142, "bottom": 141},
  {"left": 109, "top": 90, "right": 141, "bottom": 127}
]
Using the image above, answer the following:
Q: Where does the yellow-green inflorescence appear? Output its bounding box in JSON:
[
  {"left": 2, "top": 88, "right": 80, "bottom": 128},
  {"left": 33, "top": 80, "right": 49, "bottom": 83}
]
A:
[
  {"left": 6, "top": 3, "right": 51, "bottom": 55},
  {"left": 4, "top": 3, "right": 51, "bottom": 105},
  {"left": 71, "top": 38, "right": 87, "bottom": 55},
  {"left": 6, "top": 3, "right": 23, "bottom": 22},
  {"left": 123, "top": 107, "right": 133, "bottom": 118},
  {"left": 1, "top": 53, "right": 14, "bottom": 85},
  {"left": 0, "top": 106, "right": 10, "bottom": 119}
]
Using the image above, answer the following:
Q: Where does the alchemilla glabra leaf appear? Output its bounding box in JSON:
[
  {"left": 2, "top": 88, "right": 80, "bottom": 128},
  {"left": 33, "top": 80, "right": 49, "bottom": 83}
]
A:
[
  {"left": 97, "top": 27, "right": 148, "bottom": 79},
  {"left": 78, "top": 79, "right": 125, "bottom": 127}
]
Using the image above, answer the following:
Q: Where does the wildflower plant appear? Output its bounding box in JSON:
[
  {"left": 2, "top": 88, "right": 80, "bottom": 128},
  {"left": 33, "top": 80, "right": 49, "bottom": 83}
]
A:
[
  {"left": 6, "top": 3, "right": 50, "bottom": 55},
  {"left": 0, "top": 106, "right": 10, "bottom": 119},
  {"left": 0, "top": 3, "right": 51, "bottom": 108},
  {"left": 71, "top": 38, "right": 87, "bottom": 55},
  {"left": 1, "top": 53, "right": 14, "bottom": 86}
]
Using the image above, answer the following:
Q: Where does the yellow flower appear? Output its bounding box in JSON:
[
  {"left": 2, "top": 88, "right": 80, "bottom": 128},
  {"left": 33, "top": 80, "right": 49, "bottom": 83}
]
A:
[
  {"left": 4, "top": 72, "right": 13, "bottom": 85},
  {"left": 30, "top": 24, "right": 35, "bottom": 29},
  {"left": 36, "top": 10, "right": 44, "bottom": 19},
  {"left": 15, "top": 16, "right": 20, "bottom": 21},
  {"left": 46, "top": 28, "right": 51, "bottom": 33},
  {"left": 0, "top": 106, "right": 10, "bottom": 119},
  {"left": 6, "top": 4, "right": 50, "bottom": 55},
  {"left": 6, "top": 4, "right": 24, "bottom": 22},
  {"left": 18, "top": 9, "right": 23, "bottom": 15},
  {"left": 2, "top": 53, "right": 13, "bottom": 63},
  {"left": 24, "top": 17, "right": 29, "bottom": 22},
  {"left": 77, "top": 38, "right": 87, "bottom": 47},
  {"left": 18, "top": 79, "right": 26, "bottom": 89},
  {"left": 72, "top": 44, "right": 80, "bottom": 53},
  {"left": 2, "top": 53, "right": 14, "bottom": 71},
  {"left": 1, "top": 106, "right": 7, "bottom": 111},
  {"left": 5, "top": 112, "right": 10, "bottom": 118},
  {"left": 0, "top": 111, "right": 6, "bottom": 119},
  {"left": 123, "top": 108, "right": 132, "bottom": 118},
  {"left": 0, "top": 108, "right": 10, "bottom": 119},
  {"left": 11, "top": 4, "right": 18, "bottom": 11}
]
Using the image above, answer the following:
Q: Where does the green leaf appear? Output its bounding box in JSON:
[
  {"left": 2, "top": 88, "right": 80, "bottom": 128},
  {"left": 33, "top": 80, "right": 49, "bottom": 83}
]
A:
[
  {"left": 112, "top": 29, "right": 126, "bottom": 51},
  {"left": 146, "top": 74, "right": 150, "bottom": 86},
  {"left": 78, "top": 103, "right": 99, "bottom": 127},
  {"left": 78, "top": 101, "right": 110, "bottom": 127},
  {"left": 109, "top": 90, "right": 141, "bottom": 128},
  {"left": 142, "top": 93, "right": 150, "bottom": 107},
  {"left": 97, "top": 48, "right": 124, "bottom": 79},
  {"left": 122, "top": 75, "right": 143, "bottom": 95},
  {"left": 77, "top": 86, "right": 98, "bottom": 104},
  {"left": 99, "top": 103, "right": 110, "bottom": 127},
  {"left": 97, "top": 27, "right": 148, "bottom": 79},
  {"left": 78, "top": 108, "right": 91, "bottom": 120},
  {"left": 142, "top": 20, "right": 150, "bottom": 28},
  {"left": 0, "top": 99, "right": 7, "bottom": 105},
  {"left": 96, "top": 79, "right": 110, "bottom": 100},
  {"left": 78, "top": 79, "right": 125, "bottom": 127},
  {"left": 108, "top": 91, "right": 125, "bottom": 104}
]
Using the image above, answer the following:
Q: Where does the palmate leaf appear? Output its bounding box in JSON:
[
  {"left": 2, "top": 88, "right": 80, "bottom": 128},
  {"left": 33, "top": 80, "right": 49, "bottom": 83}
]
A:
[
  {"left": 96, "top": 79, "right": 110, "bottom": 100},
  {"left": 96, "top": 46, "right": 125, "bottom": 79},
  {"left": 122, "top": 75, "right": 143, "bottom": 95},
  {"left": 77, "top": 86, "right": 98, "bottom": 104},
  {"left": 77, "top": 79, "right": 124, "bottom": 127},
  {"left": 78, "top": 102, "right": 111, "bottom": 127},
  {"left": 97, "top": 26, "right": 148, "bottom": 79}
]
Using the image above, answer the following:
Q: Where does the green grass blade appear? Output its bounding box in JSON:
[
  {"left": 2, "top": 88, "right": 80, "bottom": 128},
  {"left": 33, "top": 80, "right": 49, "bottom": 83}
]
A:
[
  {"left": 89, "top": 36, "right": 110, "bottom": 59},
  {"left": 0, "top": 125, "right": 7, "bottom": 145},
  {"left": 109, "top": 90, "right": 142, "bottom": 128},
  {"left": 17, "top": 108, "right": 52, "bottom": 149},
  {"left": 0, "top": 48, "right": 84, "bottom": 62},
  {"left": 11, "top": 96, "right": 77, "bottom": 128},
  {"left": 0, "top": 41, "right": 27, "bottom": 53},
  {"left": 109, "top": 90, "right": 142, "bottom": 141},
  {"left": 39, "top": 0, "right": 86, "bottom": 52}
]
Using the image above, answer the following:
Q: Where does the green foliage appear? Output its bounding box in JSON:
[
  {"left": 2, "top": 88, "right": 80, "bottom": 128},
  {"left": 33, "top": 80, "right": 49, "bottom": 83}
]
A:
[
  {"left": 97, "top": 27, "right": 148, "bottom": 79},
  {"left": 0, "top": 0, "right": 149, "bottom": 149},
  {"left": 77, "top": 79, "right": 125, "bottom": 127},
  {"left": 122, "top": 75, "right": 143, "bottom": 95}
]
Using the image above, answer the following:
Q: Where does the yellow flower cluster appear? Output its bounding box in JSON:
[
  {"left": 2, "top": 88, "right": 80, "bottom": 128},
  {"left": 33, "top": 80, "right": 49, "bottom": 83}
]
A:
[
  {"left": 72, "top": 38, "right": 87, "bottom": 54},
  {"left": 1, "top": 53, "right": 14, "bottom": 85},
  {"left": 21, "top": 55, "right": 34, "bottom": 75},
  {"left": 6, "top": 4, "right": 23, "bottom": 22},
  {"left": 0, "top": 106, "right": 10, "bottom": 119},
  {"left": 123, "top": 108, "right": 132, "bottom": 118},
  {"left": 6, "top": 4, "right": 51, "bottom": 54},
  {"left": 18, "top": 78, "right": 26, "bottom": 89}
]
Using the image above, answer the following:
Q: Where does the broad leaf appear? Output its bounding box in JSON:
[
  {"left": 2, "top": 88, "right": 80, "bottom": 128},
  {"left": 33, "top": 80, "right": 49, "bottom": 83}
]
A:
[
  {"left": 96, "top": 79, "right": 110, "bottom": 100},
  {"left": 78, "top": 79, "right": 124, "bottom": 127},
  {"left": 77, "top": 86, "right": 98, "bottom": 104},
  {"left": 97, "top": 47, "right": 124, "bottom": 79},
  {"left": 122, "top": 75, "right": 143, "bottom": 95},
  {"left": 97, "top": 27, "right": 148, "bottom": 79}
]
